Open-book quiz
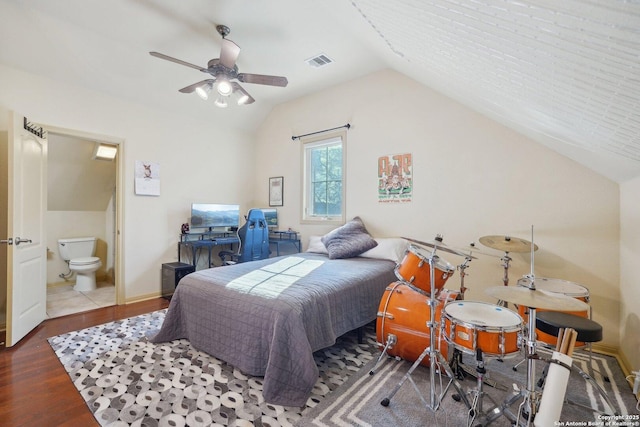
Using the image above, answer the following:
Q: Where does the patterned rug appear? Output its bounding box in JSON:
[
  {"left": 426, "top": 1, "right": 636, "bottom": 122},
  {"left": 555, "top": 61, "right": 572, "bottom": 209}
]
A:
[{"left": 48, "top": 310, "right": 378, "bottom": 426}]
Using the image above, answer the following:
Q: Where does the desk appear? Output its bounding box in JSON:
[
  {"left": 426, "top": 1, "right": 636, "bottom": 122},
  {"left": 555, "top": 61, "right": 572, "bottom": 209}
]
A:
[
  {"left": 269, "top": 230, "right": 301, "bottom": 256},
  {"left": 178, "top": 232, "right": 239, "bottom": 268}
]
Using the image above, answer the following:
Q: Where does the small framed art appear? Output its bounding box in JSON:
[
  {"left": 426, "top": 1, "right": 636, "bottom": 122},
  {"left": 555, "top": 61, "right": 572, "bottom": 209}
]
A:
[{"left": 269, "top": 176, "right": 283, "bottom": 206}]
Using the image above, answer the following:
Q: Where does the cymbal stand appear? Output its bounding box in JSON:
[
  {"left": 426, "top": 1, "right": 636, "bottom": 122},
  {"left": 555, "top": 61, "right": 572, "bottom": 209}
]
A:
[
  {"left": 476, "top": 306, "right": 539, "bottom": 426},
  {"left": 457, "top": 256, "right": 472, "bottom": 300},
  {"left": 450, "top": 257, "right": 471, "bottom": 380},
  {"left": 497, "top": 252, "right": 512, "bottom": 307},
  {"left": 381, "top": 239, "right": 471, "bottom": 412}
]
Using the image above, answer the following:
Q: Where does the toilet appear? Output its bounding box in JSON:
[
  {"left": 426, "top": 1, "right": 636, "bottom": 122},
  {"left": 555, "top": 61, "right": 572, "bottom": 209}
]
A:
[{"left": 57, "top": 237, "right": 102, "bottom": 292}]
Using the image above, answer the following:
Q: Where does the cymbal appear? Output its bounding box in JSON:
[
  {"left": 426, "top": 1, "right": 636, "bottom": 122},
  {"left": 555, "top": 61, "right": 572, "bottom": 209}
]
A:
[
  {"left": 403, "top": 237, "right": 477, "bottom": 259},
  {"left": 479, "top": 235, "right": 538, "bottom": 253},
  {"left": 485, "top": 286, "right": 589, "bottom": 311},
  {"left": 453, "top": 243, "right": 501, "bottom": 259}
]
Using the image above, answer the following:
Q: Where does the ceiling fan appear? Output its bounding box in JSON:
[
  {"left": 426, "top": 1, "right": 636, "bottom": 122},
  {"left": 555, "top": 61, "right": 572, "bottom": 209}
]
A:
[{"left": 150, "top": 25, "right": 288, "bottom": 107}]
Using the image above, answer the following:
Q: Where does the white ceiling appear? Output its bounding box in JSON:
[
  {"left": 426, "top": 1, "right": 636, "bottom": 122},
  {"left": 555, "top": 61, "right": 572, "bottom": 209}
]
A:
[{"left": 1, "top": 0, "right": 639, "bottom": 182}]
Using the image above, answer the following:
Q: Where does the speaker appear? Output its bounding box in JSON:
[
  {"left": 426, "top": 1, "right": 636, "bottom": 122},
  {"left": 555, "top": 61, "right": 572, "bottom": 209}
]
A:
[{"left": 162, "top": 262, "right": 195, "bottom": 299}]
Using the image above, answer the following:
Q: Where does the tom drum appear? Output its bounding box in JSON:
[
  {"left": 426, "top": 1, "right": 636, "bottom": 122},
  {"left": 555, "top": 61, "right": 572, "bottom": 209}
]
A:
[{"left": 394, "top": 245, "right": 455, "bottom": 295}]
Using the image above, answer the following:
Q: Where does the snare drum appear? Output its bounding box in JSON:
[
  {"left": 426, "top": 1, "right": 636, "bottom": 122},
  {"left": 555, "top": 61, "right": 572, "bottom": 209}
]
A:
[
  {"left": 376, "top": 282, "right": 458, "bottom": 366},
  {"left": 517, "top": 277, "right": 590, "bottom": 347},
  {"left": 442, "top": 301, "right": 523, "bottom": 358},
  {"left": 395, "top": 245, "right": 455, "bottom": 295}
]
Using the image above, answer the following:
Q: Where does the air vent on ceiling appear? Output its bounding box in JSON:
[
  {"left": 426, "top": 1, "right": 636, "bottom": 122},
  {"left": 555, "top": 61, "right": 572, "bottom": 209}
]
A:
[{"left": 306, "top": 53, "right": 333, "bottom": 68}]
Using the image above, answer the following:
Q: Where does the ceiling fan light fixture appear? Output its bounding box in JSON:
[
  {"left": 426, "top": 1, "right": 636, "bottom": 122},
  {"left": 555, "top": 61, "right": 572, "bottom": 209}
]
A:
[
  {"left": 237, "top": 93, "right": 250, "bottom": 105},
  {"left": 214, "top": 96, "right": 228, "bottom": 108},
  {"left": 217, "top": 80, "right": 233, "bottom": 97},
  {"left": 195, "top": 83, "right": 211, "bottom": 100}
]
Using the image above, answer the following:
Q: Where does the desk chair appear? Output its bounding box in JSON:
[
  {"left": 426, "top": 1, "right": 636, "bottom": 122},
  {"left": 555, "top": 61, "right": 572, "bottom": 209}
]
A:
[{"left": 219, "top": 209, "right": 270, "bottom": 264}]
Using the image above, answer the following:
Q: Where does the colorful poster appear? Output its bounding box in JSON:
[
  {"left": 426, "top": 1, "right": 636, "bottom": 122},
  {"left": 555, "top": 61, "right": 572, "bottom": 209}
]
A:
[{"left": 378, "top": 153, "right": 412, "bottom": 203}]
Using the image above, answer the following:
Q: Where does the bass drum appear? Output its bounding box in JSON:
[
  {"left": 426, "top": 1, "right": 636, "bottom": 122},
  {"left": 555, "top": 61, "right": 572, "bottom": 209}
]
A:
[
  {"left": 376, "top": 282, "right": 458, "bottom": 366},
  {"left": 517, "top": 276, "right": 590, "bottom": 347}
]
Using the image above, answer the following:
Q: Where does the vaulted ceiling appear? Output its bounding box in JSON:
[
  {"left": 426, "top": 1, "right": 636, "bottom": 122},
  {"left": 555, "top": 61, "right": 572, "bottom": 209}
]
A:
[{"left": 1, "top": 0, "right": 639, "bottom": 182}]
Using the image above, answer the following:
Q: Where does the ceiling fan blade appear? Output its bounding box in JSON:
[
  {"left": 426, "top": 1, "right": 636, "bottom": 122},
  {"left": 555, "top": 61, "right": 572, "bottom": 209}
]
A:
[
  {"left": 219, "top": 38, "right": 241, "bottom": 69},
  {"left": 231, "top": 82, "right": 255, "bottom": 105},
  {"left": 179, "top": 79, "right": 215, "bottom": 93},
  {"left": 237, "top": 73, "right": 288, "bottom": 87},
  {"left": 150, "top": 51, "right": 207, "bottom": 72}
]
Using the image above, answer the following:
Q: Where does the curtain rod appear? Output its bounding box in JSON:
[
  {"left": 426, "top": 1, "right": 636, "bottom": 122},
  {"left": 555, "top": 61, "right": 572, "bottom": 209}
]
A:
[{"left": 291, "top": 123, "right": 351, "bottom": 141}]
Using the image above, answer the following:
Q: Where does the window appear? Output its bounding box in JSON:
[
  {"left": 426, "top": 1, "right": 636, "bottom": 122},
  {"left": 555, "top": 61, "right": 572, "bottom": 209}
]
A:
[{"left": 301, "top": 133, "right": 346, "bottom": 223}]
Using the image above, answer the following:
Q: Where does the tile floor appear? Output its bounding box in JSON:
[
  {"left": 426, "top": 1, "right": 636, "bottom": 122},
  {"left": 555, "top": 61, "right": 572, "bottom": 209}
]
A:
[{"left": 46, "top": 282, "right": 116, "bottom": 319}]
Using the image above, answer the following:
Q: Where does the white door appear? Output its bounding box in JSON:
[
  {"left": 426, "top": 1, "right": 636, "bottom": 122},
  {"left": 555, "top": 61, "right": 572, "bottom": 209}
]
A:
[{"left": 4, "top": 112, "right": 47, "bottom": 346}]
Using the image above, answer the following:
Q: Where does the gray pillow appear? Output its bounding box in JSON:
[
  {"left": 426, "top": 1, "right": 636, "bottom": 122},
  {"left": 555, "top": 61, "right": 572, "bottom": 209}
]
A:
[{"left": 321, "top": 217, "right": 378, "bottom": 259}]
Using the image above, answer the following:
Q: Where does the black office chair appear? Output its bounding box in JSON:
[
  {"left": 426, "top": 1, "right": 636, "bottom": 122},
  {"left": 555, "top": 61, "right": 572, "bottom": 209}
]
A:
[{"left": 219, "top": 208, "right": 270, "bottom": 265}]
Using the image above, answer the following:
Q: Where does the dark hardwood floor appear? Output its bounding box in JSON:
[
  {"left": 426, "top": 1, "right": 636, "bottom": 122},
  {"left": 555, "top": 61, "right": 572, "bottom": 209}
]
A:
[{"left": 0, "top": 298, "right": 170, "bottom": 427}]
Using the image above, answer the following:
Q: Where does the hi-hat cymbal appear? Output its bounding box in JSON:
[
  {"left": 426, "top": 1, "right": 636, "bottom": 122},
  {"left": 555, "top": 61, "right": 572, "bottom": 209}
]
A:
[
  {"left": 479, "top": 235, "right": 538, "bottom": 253},
  {"left": 453, "top": 243, "right": 501, "bottom": 259},
  {"left": 485, "top": 286, "right": 589, "bottom": 311},
  {"left": 403, "top": 237, "right": 477, "bottom": 259}
]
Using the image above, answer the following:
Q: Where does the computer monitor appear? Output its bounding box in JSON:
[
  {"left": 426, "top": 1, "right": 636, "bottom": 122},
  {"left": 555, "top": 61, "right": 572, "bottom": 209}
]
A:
[
  {"left": 190, "top": 203, "right": 240, "bottom": 229},
  {"left": 261, "top": 208, "right": 278, "bottom": 229}
]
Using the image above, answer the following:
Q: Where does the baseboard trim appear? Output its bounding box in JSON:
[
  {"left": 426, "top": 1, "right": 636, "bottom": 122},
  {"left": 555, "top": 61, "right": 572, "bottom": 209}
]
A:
[{"left": 124, "top": 291, "right": 164, "bottom": 305}]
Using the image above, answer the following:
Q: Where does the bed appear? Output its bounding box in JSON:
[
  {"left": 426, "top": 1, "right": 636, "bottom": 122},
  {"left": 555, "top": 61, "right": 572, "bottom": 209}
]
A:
[{"left": 150, "top": 250, "right": 399, "bottom": 407}]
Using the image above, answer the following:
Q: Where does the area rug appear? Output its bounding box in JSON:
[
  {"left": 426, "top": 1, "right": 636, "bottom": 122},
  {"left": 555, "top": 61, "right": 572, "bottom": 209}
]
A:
[
  {"left": 298, "top": 347, "right": 640, "bottom": 427},
  {"left": 48, "top": 310, "right": 379, "bottom": 426},
  {"left": 48, "top": 311, "right": 639, "bottom": 426}
]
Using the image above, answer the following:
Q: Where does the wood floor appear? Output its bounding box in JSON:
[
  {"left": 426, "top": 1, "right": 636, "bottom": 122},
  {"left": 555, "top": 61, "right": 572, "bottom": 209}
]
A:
[{"left": 0, "top": 298, "right": 170, "bottom": 427}]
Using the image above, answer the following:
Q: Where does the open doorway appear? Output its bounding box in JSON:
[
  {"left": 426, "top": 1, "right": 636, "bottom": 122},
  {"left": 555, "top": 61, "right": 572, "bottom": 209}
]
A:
[{"left": 45, "top": 131, "right": 121, "bottom": 318}]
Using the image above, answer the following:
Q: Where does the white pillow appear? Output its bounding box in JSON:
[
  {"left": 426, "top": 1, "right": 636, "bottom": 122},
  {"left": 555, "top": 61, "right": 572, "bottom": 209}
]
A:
[
  {"left": 306, "top": 235, "right": 329, "bottom": 254},
  {"left": 359, "top": 238, "right": 409, "bottom": 263}
]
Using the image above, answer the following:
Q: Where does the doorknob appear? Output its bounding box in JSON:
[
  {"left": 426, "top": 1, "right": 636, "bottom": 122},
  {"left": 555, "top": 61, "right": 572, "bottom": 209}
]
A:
[
  {"left": 0, "top": 238, "right": 13, "bottom": 245},
  {"left": 14, "top": 237, "right": 32, "bottom": 246}
]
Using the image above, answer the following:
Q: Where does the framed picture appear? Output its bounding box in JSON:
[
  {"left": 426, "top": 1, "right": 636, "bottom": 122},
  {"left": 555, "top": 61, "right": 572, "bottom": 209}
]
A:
[{"left": 269, "top": 176, "right": 284, "bottom": 206}]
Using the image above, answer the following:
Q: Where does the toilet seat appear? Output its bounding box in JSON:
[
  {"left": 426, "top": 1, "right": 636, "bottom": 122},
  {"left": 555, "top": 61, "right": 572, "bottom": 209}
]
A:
[{"left": 70, "top": 256, "right": 100, "bottom": 266}]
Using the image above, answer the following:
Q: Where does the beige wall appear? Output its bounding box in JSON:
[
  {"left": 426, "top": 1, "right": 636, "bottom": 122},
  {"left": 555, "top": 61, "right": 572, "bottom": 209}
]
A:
[
  {"left": 254, "top": 69, "right": 622, "bottom": 349},
  {"left": 0, "top": 131, "right": 7, "bottom": 327},
  {"left": 620, "top": 177, "right": 640, "bottom": 373},
  {"left": 0, "top": 64, "right": 255, "bottom": 302}
]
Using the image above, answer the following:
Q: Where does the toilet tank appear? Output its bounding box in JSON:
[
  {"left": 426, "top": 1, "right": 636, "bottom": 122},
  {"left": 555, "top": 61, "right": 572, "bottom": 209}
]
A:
[{"left": 58, "top": 237, "right": 97, "bottom": 261}]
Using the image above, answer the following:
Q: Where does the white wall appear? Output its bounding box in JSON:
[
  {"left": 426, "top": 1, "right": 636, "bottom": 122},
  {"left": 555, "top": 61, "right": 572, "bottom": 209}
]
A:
[
  {"left": 620, "top": 177, "right": 640, "bottom": 372},
  {"left": 0, "top": 64, "right": 255, "bottom": 301},
  {"left": 254, "top": 69, "right": 622, "bottom": 349}
]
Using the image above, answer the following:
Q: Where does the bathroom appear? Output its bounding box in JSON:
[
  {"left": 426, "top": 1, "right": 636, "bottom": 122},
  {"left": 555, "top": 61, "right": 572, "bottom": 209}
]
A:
[{"left": 46, "top": 133, "right": 117, "bottom": 318}]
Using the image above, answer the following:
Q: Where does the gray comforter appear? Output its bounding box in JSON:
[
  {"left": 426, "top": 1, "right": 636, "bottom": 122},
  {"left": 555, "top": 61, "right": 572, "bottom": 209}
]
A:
[{"left": 150, "top": 253, "right": 396, "bottom": 407}]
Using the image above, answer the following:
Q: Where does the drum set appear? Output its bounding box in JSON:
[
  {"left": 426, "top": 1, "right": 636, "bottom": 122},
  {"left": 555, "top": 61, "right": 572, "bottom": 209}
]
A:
[{"left": 371, "top": 233, "right": 613, "bottom": 426}]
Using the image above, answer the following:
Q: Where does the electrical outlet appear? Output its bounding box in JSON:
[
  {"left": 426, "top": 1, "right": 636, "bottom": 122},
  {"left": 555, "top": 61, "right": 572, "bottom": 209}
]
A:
[{"left": 634, "top": 371, "right": 640, "bottom": 394}]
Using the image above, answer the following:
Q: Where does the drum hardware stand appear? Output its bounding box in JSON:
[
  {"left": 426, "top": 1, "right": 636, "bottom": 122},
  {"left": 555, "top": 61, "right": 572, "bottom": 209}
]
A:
[
  {"left": 450, "top": 259, "right": 471, "bottom": 380},
  {"left": 381, "top": 236, "right": 471, "bottom": 412},
  {"left": 461, "top": 349, "right": 504, "bottom": 427},
  {"left": 475, "top": 306, "right": 540, "bottom": 426},
  {"left": 449, "top": 349, "right": 506, "bottom": 390},
  {"left": 457, "top": 255, "right": 472, "bottom": 300},
  {"left": 497, "top": 252, "right": 512, "bottom": 308},
  {"left": 479, "top": 230, "right": 541, "bottom": 426},
  {"left": 370, "top": 333, "right": 398, "bottom": 375},
  {"left": 450, "top": 256, "right": 507, "bottom": 389}
]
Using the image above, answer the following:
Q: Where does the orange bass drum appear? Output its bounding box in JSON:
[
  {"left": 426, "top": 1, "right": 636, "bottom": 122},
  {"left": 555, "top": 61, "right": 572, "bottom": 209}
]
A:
[{"left": 376, "top": 282, "right": 459, "bottom": 366}]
